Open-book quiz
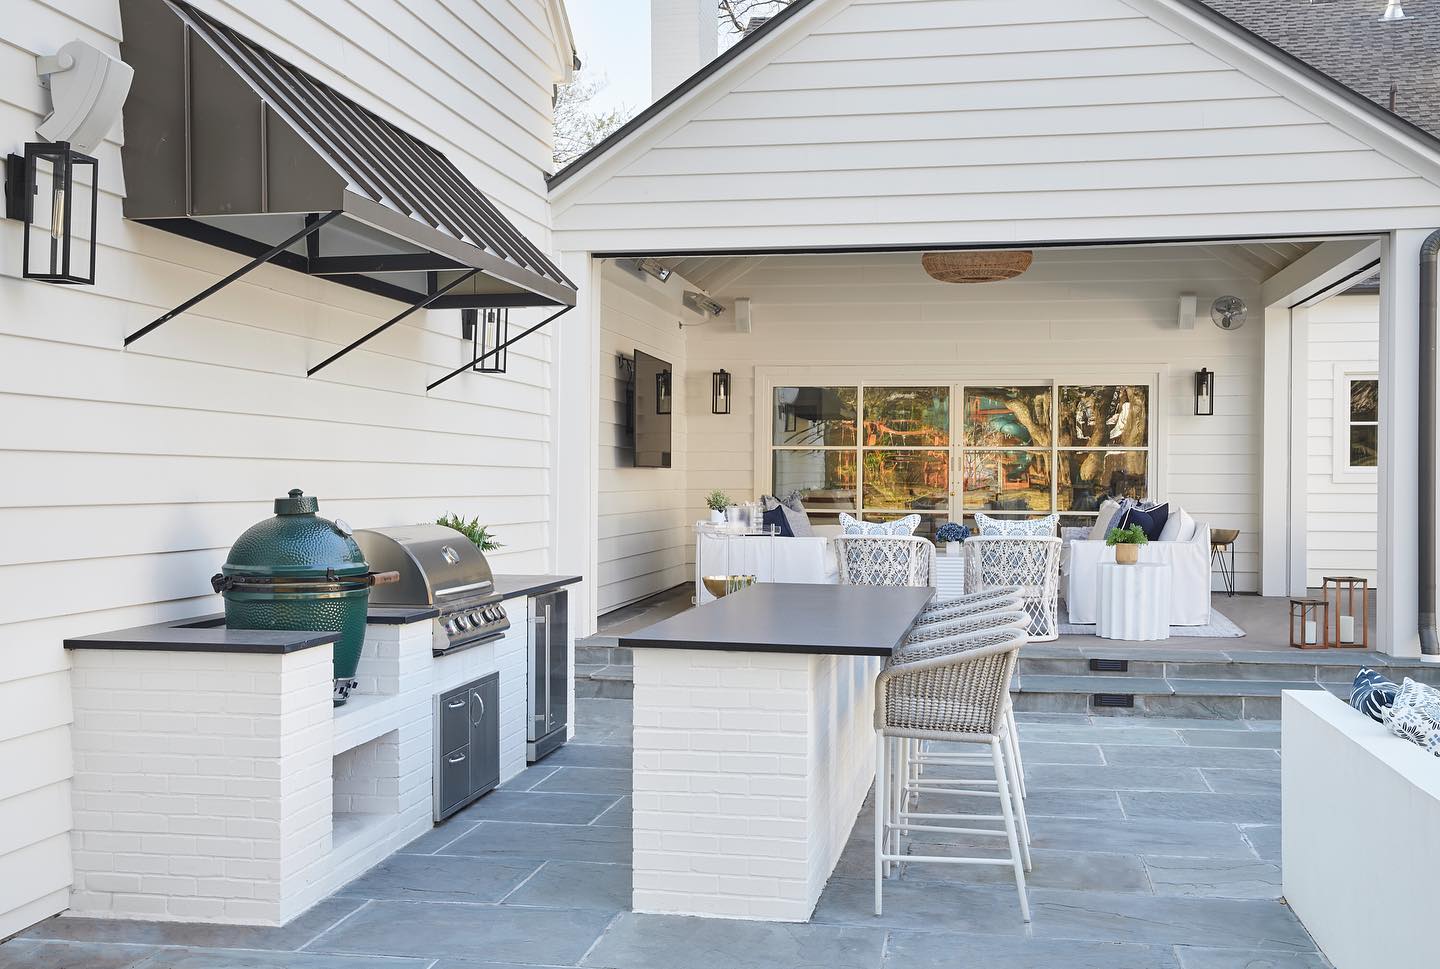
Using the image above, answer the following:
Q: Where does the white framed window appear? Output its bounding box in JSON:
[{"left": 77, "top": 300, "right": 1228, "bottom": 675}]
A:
[
  {"left": 1332, "top": 367, "right": 1378, "bottom": 482},
  {"left": 765, "top": 373, "right": 1158, "bottom": 540}
]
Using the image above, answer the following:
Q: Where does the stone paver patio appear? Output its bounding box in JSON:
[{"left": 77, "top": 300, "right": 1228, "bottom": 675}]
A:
[{"left": 0, "top": 698, "right": 1327, "bottom": 969}]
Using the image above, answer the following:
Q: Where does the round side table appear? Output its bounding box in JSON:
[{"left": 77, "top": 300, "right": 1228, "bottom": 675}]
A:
[{"left": 1096, "top": 563, "right": 1172, "bottom": 641}]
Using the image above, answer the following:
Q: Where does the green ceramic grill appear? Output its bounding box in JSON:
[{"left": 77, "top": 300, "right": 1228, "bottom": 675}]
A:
[{"left": 212, "top": 490, "right": 397, "bottom": 705}]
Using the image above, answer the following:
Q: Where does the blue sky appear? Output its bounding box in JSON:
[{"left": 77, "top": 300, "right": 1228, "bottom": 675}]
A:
[{"left": 566, "top": 0, "right": 652, "bottom": 118}]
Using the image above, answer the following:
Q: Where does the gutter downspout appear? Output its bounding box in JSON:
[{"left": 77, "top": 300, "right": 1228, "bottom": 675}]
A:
[{"left": 1420, "top": 230, "right": 1440, "bottom": 656}]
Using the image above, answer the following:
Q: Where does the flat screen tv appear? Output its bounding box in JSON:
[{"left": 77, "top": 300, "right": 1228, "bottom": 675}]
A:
[{"left": 630, "top": 349, "right": 673, "bottom": 468}]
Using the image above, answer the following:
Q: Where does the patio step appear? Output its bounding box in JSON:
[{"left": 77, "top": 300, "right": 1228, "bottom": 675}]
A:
[{"left": 1013, "top": 645, "right": 1440, "bottom": 719}]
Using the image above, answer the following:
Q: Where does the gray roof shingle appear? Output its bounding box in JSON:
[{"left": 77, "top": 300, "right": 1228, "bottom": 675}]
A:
[{"left": 1200, "top": 0, "right": 1440, "bottom": 138}]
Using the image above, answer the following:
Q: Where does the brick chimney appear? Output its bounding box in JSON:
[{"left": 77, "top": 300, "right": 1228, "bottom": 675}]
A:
[{"left": 651, "top": 0, "right": 717, "bottom": 100}]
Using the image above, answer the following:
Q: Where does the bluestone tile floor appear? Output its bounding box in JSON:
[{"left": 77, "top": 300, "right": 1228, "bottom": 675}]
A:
[{"left": 1, "top": 698, "right": 1329, "bottom": 969}]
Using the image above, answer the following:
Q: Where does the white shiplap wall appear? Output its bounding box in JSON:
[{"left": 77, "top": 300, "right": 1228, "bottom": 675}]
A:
[
  {"left": 1306, "top": 294, "right": 1379, "bottom": 586},
  {"left": 675, "top": 247, "right": 1266, "bottom": 591},
  {"left": 597, "top": 261, "right": 692, "bottom": 613},
  {"left": 0, "top": 0, "right": 568, "bottom": 938},
  {"left": 552, "top": 0, "right": 1440, "bottom": 253}
]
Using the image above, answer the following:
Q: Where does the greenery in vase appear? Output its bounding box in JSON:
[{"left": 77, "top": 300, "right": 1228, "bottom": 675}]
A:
[
  {"left": 935, "top": 522, "right": 969, "bottom": 544},
  {"left": 705, "top": 489, "right": 731, "bottom": 512},
  {"left": 437, "top": 513, "right": 504, "bottom": 552},
  {"left": 1104, "top": 524, "right": 1149, "bottom": 546}
]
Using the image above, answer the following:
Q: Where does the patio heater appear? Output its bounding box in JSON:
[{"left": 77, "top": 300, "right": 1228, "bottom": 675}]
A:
[{"left": 1194, "top": 368, "right": 1215, "bottom": 416}]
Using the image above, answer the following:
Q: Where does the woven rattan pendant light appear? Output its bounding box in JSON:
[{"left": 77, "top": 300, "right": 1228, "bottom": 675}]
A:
[{"left": 921, "top": 250, "right": 1033, "bottom": 284}]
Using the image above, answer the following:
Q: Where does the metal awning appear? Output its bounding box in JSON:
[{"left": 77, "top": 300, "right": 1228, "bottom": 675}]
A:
[{"left": 116, "top": 0, "right": 576, "bottom": 366}]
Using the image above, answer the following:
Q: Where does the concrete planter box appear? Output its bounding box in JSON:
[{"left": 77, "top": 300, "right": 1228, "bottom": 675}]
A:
[{"left": 1282, "top": 689, "right": 1440, "bottom": 969}]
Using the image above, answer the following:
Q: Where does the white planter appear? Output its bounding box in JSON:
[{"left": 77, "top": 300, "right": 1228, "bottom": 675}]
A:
[
  {"left": 945, "top": 541, "right": 961, "bottom": 556},
  {"left": 1283, "top": 690, "right": 1440, "bottom": 969},
  {"left": 708, "top": 509, "right": 725, "bottom": 524}
]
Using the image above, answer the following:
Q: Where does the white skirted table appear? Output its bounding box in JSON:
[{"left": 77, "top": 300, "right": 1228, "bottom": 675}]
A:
[{"left": 1095, "top": 562, "right": 1171, "bottom": 641}]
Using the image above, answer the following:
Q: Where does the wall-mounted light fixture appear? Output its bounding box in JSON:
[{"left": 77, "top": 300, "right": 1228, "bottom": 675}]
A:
[
  {"left": 461, "top": 307, "right": 509, "bottom": 373},
  {"left": 712, "top": 369, "right": 731, "bottom": 414},
  {"left": 683, "top": 290, "right": 724, "bottom": 317},
  {"left": 656, "top": 369, "right": 672, "bottom": 415},
  {"left": 5, "top": 141, "right": 98, "bottom": 284},
  {"left": 1195, "top": 367, "right": 1215, "bottom": 416}
]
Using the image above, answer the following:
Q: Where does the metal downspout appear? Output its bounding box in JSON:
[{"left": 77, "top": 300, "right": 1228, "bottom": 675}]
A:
[{"left": 1420, "top": 231, "right": 1440, "bottom": 655}]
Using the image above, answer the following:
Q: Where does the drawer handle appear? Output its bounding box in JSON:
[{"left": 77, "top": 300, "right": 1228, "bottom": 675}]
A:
[
  {"left": 446, "top": 752, "right": 466, "bottom": 764},
  {"left": 446, "top": 698, "right": 467, "bottom": 709},
  {"left": 471, "top": 691, "right": 486, "bottom": 726}
]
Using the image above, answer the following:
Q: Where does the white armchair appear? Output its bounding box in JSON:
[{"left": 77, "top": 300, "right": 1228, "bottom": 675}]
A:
[{"left": 1064, "top": 523, "right": 1213, "bottom": 626}]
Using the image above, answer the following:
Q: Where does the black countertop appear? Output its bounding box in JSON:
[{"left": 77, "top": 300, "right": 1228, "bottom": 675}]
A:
[
  {"left": 620, "top": 583, "right": 934, "bottom": 657},
  {"left": 491, "top": 574, "right": 582, "bottom": 601},
  {"left": 65, "top": 603, "right": 441, "bottom": 653}
]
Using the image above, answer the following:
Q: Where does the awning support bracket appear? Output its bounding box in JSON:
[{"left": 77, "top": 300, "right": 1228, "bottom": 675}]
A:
[
  {"left": 307, "top": 268, "right": 482, "bottom": 377},
  {"left": 427, "top": 304, "right": 574, "bottom": 393},
  {"left": 124, "top": 210, "right": 341, "bottom": 346}
]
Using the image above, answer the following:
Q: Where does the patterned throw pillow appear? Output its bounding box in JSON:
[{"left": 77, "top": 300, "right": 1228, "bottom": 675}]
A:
[
  {"left": 1384, "top": 678, "right": 1440, "bottom": 756},
  {"left": 839, "top": 512, "right": 921, "bottom": 536},
  {"left": 974, "top": 512, "right": 1058, "bottom": 537},
  {"left": 1350, "top": 668, "right": 1400, "bottom": 723}
]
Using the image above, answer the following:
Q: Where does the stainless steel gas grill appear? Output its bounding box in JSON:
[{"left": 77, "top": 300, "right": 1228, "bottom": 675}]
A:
[{"left": 353, "top": 525, "right": 510, "bottom": 656}]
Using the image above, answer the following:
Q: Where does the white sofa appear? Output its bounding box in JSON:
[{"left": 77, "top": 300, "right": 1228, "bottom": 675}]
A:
[
  {"left": 693, "top": 525, "right": 840, "bottom": 604},
  {"left": 1064, "top": 522, "right": 1212, "bottom": 626}
]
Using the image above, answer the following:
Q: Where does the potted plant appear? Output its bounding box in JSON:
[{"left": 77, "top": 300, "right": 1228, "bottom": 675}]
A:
[
  {"left": 935, "top": 521, "right": 969, "bottom": 556},
  {"left": 704, "top": 489, "right": 730, "bottom": 525},
  {"left": 1105, "top": 523, "right": 1148, "bottom": 565},
  {"left": 436, "top": 513, "right": 503, "bottom": 552}
]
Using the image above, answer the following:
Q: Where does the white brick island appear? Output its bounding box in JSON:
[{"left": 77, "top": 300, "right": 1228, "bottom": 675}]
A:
[{"left": 620, "top": 583, "right": 934, "bottom": 922}]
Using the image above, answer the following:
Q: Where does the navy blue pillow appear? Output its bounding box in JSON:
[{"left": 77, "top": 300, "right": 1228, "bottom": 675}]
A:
[
  {"left": 1116, "top": 502, "right": 1169, "bottom": 542},
  {"left": 1351, "top": 668, "right": 1399, "bottom": 723},
  {"left": 761, "top": 504, "right": 793, "bottom": 537}
]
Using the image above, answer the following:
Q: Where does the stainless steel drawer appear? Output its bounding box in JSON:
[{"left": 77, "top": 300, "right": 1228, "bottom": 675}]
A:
[
  {"left": 440, "top": 688, "right": 469, "bottom": 753},
  {"left": 437, "top": 744, "right": 470, "bottom": 817}
]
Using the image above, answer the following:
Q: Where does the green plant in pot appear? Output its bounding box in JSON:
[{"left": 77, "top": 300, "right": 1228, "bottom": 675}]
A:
[
  {"left": 436, "top": 513, "right": 504, "bottom": 552},
  {"left": 1105, "top": 523, "right": 1148, "bottom": 565},
  {"left": 705, "top": 489, "right": 731, "bottom": 525}
]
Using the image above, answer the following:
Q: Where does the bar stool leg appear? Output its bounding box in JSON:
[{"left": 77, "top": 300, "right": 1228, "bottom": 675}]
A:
[
  {"left": 874, "top": 731, "right": 885, "bottom": 914},
  {"left": 993, "top": 738, "right": 1031, "bottom": 922}
]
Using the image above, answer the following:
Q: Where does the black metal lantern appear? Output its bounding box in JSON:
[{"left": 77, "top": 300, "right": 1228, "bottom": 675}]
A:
[
  {"left": 656, "top": 369, "right": 672, "bottom": 415},
  {"left": 461, "top": 307, "right": 509, "bottom": 374},
  {"left": 712, "top": 369, "right": 731, "bottom": 414},
  {"left": 5, "top": 141, "right": 98, "bottom": 284},
  {"left": 1194, "top": 367, "right": 1215, "bottom": 416}
]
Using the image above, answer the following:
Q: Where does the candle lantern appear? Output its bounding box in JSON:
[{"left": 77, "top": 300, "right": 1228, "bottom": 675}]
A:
[
  {"left": 5, "top": 141, "right": 99, "bottom": 284},
  {"left": 1194, "top": 368, "right": 1215, "bottom": 416},
  {"left": 1322, "top": 575, "right": 1369, "bottom": 649},
  {"left": 1289, "top": 597, "right": 1329, "bottom": 650},
  {"left": 712, "top": 369, "right": 731, "bottom": 414}
]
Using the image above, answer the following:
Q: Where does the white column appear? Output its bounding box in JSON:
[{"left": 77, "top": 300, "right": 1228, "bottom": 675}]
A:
[
  {"left": 1260, "top": 305, "right": 1292, "bottom": 596},
  {"left": 1288, "top": 306, "right": 1311, "bottom": 596},
  {"left": 553, "top": 250, "right": 600, "bottom": 648},
  {"left": 1378, "top": 230, "right": 1426, "bottom": 657}
]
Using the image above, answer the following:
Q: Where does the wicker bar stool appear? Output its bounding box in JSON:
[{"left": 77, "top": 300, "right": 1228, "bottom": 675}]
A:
[
  {"left": 898, "top": 610, "right": 1033, "bottom": 804},
  {"left": 874, "top": 627, "right": 1031, "bottom": 920},
  {"left": 913, "top": 587, "right": 1025, "bottom": 627}
]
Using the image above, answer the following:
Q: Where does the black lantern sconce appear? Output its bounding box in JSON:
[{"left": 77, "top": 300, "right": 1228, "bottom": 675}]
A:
[
  {"left": 5, "top": 141, "right": 98, "bottom": 285},
  {"left": 461, "top": 307, "right": 509, "bottom": 374},
  {"left": 712, "top": 369, "right": 731, "bottom": 415},
  {"left": 656, "top": 369, "right": 672, "bottom": 415},
  {"left": 1194, "top": 368, "right": 1215, "bottom": 416}
]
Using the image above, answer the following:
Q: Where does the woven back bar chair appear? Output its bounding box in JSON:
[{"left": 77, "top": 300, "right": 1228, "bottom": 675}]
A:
[
  {"left": 873, "top": 627, "right": 1031, "bottom": 920},
  {"left": 965, "top": 536, "right": 1062, "bottom": 641},
  {"left": 914, "top": 588, "right": 1024, "bottom": 628},
  {"left": 835, "top": 534, "right": 935, "bottom": 587}
]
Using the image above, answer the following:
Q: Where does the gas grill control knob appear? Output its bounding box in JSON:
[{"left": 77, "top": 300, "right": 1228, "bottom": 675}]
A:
[
  {"left": 443, "top": 619, "right": 457, "bottom": 634},
  {"left": 456, "top": 615, "right": 471, "bottom": 630}
]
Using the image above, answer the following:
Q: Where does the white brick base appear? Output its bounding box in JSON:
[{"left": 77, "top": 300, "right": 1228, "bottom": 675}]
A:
[{"left": 631, "top": 649, "right": 879, "bottom": 921}]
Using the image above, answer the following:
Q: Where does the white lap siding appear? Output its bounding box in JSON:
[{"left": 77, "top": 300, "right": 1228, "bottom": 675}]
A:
[
  {"left": 1305, "top": 294, "right": 1380, "bottom": 586},
  {"left": 0, "top": 0, "right": 568, "bottom": 937},
  {"left": 597, "top": 261, "right": 693, "bottom": 613}
]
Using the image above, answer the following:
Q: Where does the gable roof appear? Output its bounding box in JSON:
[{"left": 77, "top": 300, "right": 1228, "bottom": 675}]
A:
[{"left": 549, "top": 0, "right": 1440, "bottom": 190}]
